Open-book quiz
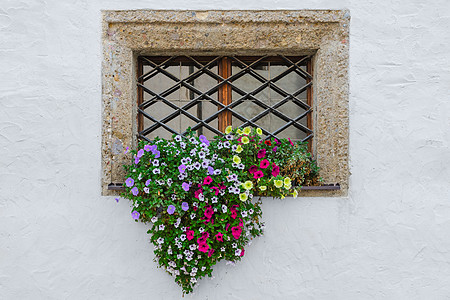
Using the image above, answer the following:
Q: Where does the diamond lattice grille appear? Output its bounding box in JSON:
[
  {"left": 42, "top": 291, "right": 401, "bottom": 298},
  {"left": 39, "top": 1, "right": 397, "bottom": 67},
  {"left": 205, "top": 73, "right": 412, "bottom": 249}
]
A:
[{"left": 137, "top": 55, "right": 313, "bottom": 143}]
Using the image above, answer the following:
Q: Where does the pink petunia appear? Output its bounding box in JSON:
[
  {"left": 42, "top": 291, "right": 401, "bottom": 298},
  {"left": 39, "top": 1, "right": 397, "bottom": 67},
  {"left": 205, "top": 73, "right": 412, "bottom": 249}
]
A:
[
  {"left": 226, "top": 223, "right": 230, "bottom": 231},
  {"left": 257, "top": 148, "right": 266, "bottom": 159},
  {"left": 231, "top": 226, "right": 242, "bottom": 239},
  {"left": 240, "top": 248, "right": 245, "bottom": 257},
  {"left": 248, "top": 165, "right": 258, "bottom": 174},
  {"left": 197, "top": 235, "right": 208, "bottom": 245},
  {"left": 198, "top": 243, "right": 209, "bottom": 253},
  {"left": 204, "top": 205, "right": 214, "bottom": 219},
  {"left": 208, "top": 248, "right": 215, "bottom": 257},
  {"left": 272, "top": 164, "right": 280, "bottom": 177},
  {"left": 288, "top": 138, "right": 294, "bottom": 146},
  {"left": 186, "top": 230, "right": 194, "bottom": 241},
  {"left": 203, "top": 176, "right": 213, "bottom": 185},
  {"left": 215, "top": 232, "right": 224, "bottom": 242},
  {"left": 254, "top": 170, "right": 264, "bottom": 179},
  {"left": 260, "top": 159, "right": 270, "bottom": 169},
  {"left": 230, "top": 208, "right": 237, "bottom": 219},
  {"left": 210, "top": 186, "right": 220, "bottom": 196}
]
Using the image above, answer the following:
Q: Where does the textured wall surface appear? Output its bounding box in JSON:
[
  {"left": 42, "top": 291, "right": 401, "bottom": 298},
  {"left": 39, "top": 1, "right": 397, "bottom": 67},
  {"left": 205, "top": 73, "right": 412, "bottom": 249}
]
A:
[{"left": 1, "top": 0, "right": 450, "bottom": 299}]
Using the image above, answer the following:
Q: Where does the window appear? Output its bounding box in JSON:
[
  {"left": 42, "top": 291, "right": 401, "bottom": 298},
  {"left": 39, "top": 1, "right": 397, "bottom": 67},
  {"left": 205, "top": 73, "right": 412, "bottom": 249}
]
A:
[
  {"left": 136, "top": 55, "right": 313, "bottom": 152},
  {"left": 101, "top": 10, "right": 349, "bottom": 196}
]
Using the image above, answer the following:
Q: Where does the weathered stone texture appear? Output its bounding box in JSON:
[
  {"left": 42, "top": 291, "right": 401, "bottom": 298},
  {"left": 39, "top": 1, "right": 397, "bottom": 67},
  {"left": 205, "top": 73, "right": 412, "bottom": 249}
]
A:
[{"left": 102, "top": 10, "right": 349, "bottom": 196}]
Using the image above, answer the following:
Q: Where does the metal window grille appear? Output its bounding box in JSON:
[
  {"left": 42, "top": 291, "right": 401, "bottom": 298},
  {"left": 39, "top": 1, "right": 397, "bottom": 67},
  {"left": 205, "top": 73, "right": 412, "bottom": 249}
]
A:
[{"left": 137, "top": 55, "right": 313, "bottom": 148}]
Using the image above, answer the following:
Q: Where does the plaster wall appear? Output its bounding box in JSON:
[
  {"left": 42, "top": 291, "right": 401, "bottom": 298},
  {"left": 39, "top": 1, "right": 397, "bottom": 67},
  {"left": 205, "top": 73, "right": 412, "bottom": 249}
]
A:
[{"left": 1, "top": 0, "right": 450, "bottom": 299}]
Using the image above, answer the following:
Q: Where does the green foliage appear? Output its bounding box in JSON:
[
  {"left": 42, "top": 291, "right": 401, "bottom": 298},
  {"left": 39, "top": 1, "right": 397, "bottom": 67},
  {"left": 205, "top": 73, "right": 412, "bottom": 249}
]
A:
[{"left": 121, "top": 126, "right": 321, "bottom": 294}]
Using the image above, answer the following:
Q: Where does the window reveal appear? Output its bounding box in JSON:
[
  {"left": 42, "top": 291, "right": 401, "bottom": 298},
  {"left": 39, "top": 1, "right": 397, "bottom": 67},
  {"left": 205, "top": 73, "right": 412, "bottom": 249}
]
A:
[{"left": 136, "top": 55, "right": 313, "bottom": 151}]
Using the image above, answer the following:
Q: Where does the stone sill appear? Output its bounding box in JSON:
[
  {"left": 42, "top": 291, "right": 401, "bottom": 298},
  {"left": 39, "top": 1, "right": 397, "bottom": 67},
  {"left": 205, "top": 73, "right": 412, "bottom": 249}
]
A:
[{"left": 107, "top": 183, "right": 340, "bottom": 191}]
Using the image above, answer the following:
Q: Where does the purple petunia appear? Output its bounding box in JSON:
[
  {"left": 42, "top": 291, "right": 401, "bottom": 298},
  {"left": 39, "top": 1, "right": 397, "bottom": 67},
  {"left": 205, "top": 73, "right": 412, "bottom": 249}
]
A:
[
  {"left": 154, "top": 150, "right": 161, "bottom": 158},
  {"left": 134, "top": 157, "right": 140, "bottom": 164},
  {"left": 124, "top": 147, "right": 129, "bottom": 154},
  {"left": 115, "top": 197, "right": 119, "bottom": 203},
  {"left": 167, "top": 205, "right": 176, "bottom": 215},
  {"left": 208, "top": 166, "right": 214, "bottom": 175},
  {"left": 182, "top": 182, "right": 190, "bottom": 191},
  {"left": 199, "top": 135, "right": 210, "bottom": 146},
  {"left": 182, "top": 202, "right": 189, "bottom": 211},
  {"left": 137, "top": 149, "right": 144, "bottom": 158},
  {"left": 178, "top": 164, "right": 187, "bottom": 174},
  {"left": 125, "top": 177, "right": 134, "bottom": 187},
  {"left": 145, "top": 179, "right": 151, "bottom": 186},
  {"left": 131, "top": 210, "right": 140, "bottom": 220},
  {"left": 131, "top": 187, "right": 139, "bottom": 196}
]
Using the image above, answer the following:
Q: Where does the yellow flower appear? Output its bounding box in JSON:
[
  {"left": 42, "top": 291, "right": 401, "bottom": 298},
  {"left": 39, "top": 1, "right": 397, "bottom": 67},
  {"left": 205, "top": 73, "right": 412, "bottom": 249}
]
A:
[
  {"left": 256, "top": 128, "right": 263, "bottom": 135},
  {"left": 233, "top": 155, "right": 241, "bottom": 164},
  {"left": 284, "top": 183, "right": 292, "bottom": 190},
  {"left": 284, "top": 177, "right": 291, "bottom": 186},
  {"left": 259, "top": 186, "right": 267, "bottom": 191},
  {"left": 237, "top": 128, "right": 243, "bottom": 135},
  {"left": 243, "top": 127, "right": 251, "bottom": 135},
  {"left": 239, "top": 193, "right": 248, "bottom": 201},
  {"left": 241, "top": 136, "right": 249, "bottom": 144},
  {"left": 225, "top": 125, "right": 233, "bottom": 134},
  {"left": 274, "top": 180, "right": 283, "bottom": 188},
  {"left": 236, "top": 145, "right": 243, "bottom": 153},
  {"left": 242, "top": 181, "right": 253, "bottom": 190},
  {"left": 292, "top": 189, "right": 298, "bottom": 198},
  {"left": 281, "top": 195, "right": 285, "bottom": 199}
]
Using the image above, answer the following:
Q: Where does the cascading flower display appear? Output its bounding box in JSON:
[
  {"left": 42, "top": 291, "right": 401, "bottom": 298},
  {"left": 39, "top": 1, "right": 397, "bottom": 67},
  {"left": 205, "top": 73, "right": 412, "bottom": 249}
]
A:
[{"left": 121, "top": 127, "right": 322, "bottom": 294}]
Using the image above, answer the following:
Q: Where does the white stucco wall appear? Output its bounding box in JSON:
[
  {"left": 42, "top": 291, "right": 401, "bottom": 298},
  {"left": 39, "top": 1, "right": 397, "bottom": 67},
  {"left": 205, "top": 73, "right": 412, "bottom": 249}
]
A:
[{"left": 1, "top": 0, "right": 450, "bottom": 299}]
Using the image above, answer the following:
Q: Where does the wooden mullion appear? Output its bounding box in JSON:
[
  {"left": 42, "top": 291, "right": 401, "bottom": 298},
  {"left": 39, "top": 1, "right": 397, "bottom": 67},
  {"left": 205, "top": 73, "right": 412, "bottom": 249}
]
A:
[
  {"left": 306, "top": 58, "right": 313, "bottom": 153},
  {"left": 218, "top": 56, "right": 232, "bottom": 132}
]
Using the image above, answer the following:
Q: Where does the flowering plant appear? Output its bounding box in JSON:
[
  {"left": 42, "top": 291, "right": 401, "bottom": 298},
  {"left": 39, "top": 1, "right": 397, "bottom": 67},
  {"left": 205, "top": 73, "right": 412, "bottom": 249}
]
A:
[{"left": 121, "top": 127, "right": 321, "bottom": 294}]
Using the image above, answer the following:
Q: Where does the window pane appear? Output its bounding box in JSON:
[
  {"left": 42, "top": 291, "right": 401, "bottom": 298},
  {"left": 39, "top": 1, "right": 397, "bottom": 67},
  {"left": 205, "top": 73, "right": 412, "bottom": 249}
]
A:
[{"left": 138, "top": 56, "right": 313, "bottom": 143}]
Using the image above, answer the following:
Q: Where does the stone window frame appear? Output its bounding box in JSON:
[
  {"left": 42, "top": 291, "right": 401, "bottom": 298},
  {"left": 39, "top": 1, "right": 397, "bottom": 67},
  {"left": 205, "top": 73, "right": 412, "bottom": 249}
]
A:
[{"left": 101, "top": 10, "right": 350, "bottom": 197}]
